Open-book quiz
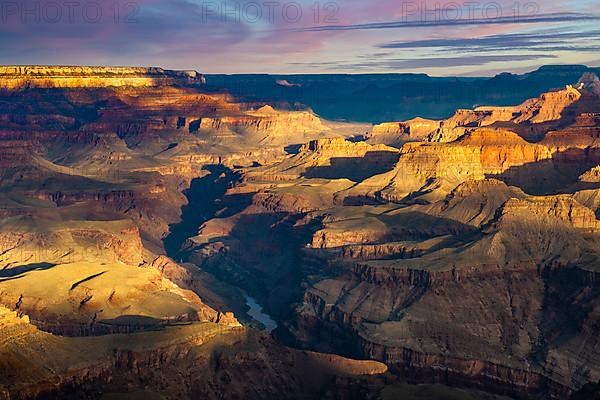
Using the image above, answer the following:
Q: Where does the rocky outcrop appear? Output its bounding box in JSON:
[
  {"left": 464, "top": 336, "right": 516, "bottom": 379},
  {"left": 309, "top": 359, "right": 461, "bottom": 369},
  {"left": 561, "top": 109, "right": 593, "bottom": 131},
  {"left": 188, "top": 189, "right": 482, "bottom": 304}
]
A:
[
  {"left": 496, "top": 195, "right": 600, "bottom": 230},
  {"left": 194, "top": 106, "right": 330, "bottom": 146},
  {"left": 147, "top": 255, "right": 240, "bottom": 326},
  {"left": 0, "top": 305, "right": 244, "bottom": 399},
  {"left": 27, "top": 187, "right": 185, "bottom": 248},
  {"left": 251, "top": 179, "right": 355, "bottom": 213},
  {"left": 0, "top": 217, "right": 144, "bottom": 267},
  {"left": 0, "top": 260, "right": 228, "bottom": 335},
  {"left": 348, "top": 127, "right": 561, "bottom": 203},
  {"left": 0, "top": 305, "right": 392, "bottom": 400},
  {"left": 311, "top": 228, "right": 390, "bottom": 249},
  {"left": 421, "top": 179, "right": 527, "bottom": 227},
  {"left": 245, "top": 138, "right": 400, "bottom": 183},
  {"left": 580, "top": 166, "right": 600, "bottom": 183},
  {"left": 369, "top": 83, "right": 586, "bottom": 147},
  {"left": 369, "top": 118, "right": 441, "bottom": 147},
  {"left": 512, "top": 85, "right": 581, "bottom": 124}
]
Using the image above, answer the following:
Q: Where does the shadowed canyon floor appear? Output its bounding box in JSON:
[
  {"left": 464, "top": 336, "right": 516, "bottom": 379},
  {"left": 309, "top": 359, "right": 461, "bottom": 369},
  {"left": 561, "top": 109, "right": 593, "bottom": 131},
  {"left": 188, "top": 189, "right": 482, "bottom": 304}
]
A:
[{"left": 1, "top": 66, "right": 600, "bottom": 399}]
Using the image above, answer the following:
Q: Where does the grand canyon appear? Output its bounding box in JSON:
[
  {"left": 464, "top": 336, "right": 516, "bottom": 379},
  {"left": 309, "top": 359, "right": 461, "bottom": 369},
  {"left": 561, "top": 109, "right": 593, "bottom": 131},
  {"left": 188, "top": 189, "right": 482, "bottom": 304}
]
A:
[{"left": 0, "top": 64, "right": 599, "bottom": 399}]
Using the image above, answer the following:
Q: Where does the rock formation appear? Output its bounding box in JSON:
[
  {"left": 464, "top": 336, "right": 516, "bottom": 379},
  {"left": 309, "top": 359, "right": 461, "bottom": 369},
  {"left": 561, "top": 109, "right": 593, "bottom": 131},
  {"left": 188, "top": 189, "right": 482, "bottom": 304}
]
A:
[{"left": 2, "top": 66, "right": 600, "bottom": 399}]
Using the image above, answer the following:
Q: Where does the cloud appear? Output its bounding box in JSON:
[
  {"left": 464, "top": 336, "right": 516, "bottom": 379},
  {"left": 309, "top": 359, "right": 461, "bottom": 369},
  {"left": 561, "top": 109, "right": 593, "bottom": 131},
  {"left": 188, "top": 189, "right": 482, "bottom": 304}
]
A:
[
  {"left": 0, "top": 0, "right": 596, "bottom": 74},
  {"left": 276, "top": 79, "right": 302, "bottom": 87},
  {"left": 379, "top": 30, "right": 600, "bottom": 52},
  {"left": 290, "top": 13, "right": 600, "bottom": 32},
  {"left": 290, "top": 54, "right": 557, "bottom": 70},
  {"left": 0, "top": 0, "right": 255, "bottom": 66}
]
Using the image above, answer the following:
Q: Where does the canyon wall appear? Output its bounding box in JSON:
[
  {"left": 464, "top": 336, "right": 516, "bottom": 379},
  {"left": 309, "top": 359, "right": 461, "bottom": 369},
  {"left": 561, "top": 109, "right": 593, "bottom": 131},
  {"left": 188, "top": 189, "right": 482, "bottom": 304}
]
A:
[{"left": 0, "top": 66, "right": 205, "bottom": 89}]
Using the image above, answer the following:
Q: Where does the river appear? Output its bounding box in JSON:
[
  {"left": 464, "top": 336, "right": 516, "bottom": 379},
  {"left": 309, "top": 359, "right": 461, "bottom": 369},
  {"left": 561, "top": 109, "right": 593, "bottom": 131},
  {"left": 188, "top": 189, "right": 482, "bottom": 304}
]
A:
[{"left": 244, "top": 294, "right": 278, "bottom": 332}]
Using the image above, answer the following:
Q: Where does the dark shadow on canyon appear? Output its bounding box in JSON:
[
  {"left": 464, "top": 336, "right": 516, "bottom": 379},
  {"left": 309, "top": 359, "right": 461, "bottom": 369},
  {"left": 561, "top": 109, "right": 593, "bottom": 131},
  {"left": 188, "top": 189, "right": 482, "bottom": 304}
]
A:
[
  {"left": 303, "top": 151, "right": 400, "bottom": 182},
  {"left": 0, "top": 262, "right": 56, "bottom": 279},
  {"left": 198, "top": 211, "right": 325, "bottom": 323},
  {"left": 162, "top": 164, "right": 249, "bottom": 260},
  {"left": 488, "top": 147, "right": 600, "bottom": 195}
]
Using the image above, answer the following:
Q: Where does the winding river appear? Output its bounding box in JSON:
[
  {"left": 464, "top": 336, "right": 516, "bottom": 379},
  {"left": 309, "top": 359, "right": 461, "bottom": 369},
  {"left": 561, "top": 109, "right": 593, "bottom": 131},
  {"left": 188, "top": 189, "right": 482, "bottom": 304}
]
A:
[{"left": 244, "top": 294, "right": 278, "bottom": 332}]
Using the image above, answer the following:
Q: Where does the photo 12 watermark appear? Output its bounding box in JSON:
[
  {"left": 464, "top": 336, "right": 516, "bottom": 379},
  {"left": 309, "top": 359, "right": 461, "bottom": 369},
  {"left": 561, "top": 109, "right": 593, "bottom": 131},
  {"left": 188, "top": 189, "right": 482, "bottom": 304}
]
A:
[
  {"left": 399, "top": 1, "right": 540, "bottom": 22},
  {"left": 0, "top": 1, "right": 140, "bottom": 23},
  {"left": 199, "top": 1, "right": 340, "bottom": 24}
]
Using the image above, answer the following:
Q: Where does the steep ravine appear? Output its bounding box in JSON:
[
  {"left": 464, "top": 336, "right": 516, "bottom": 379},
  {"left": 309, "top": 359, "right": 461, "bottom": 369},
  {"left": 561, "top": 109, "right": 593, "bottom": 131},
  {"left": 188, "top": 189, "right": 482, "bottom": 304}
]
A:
[
  {"left": 163, "top": 164, "right": 241, "bottom": 259},
  {"left": 163, "top": 164, "right": 282, "bottom": 329}
]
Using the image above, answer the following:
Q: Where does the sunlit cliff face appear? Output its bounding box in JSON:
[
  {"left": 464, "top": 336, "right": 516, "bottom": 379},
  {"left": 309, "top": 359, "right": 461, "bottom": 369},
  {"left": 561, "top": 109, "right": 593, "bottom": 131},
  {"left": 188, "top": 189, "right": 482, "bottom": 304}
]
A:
[{"left": 0, "top": 66, "right": 205, "bottom": 89}]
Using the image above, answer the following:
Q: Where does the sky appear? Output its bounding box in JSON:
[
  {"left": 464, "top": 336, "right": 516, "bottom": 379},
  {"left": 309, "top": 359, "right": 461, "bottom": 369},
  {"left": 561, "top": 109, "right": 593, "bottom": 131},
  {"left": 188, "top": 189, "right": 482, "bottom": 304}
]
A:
[{"left": 0, "top": 0, "right": 599, "bottom": 75}]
